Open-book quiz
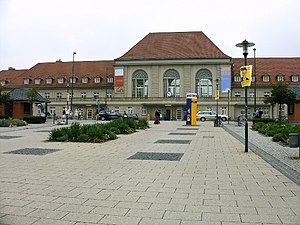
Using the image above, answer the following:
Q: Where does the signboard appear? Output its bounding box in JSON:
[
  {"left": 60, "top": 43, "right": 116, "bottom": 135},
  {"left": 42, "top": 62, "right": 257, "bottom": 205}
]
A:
[
  {"left": 221, "top": 67, "right": 231, "bottom": 93},
  {"left": 240, "top": 65, "right": 252, "bottom": 87},
  {"left": 114, "top": 68, "right": 124, "bottom": 93}
]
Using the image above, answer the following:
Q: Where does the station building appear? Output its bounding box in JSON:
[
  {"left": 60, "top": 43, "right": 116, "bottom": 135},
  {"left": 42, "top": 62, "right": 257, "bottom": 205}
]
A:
[{"left": 0, "top": 31, "right": 299, "bottom": 121}]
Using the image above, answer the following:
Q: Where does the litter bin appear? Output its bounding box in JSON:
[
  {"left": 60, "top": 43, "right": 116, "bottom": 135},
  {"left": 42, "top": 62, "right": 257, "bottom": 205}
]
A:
[{"left": 289, "top": 133, "right": 300, "bottom": 148}]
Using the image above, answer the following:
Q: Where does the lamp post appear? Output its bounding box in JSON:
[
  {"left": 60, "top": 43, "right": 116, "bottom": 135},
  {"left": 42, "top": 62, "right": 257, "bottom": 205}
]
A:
[
  {"left": 66, "top": 84, "right": 69, "bottom": 125},
  {"left": 236, "top": 40, "right": 255, "bottom": 152},
  {"left": 215, "top": 78, "right": 220, "bottom": 127},
  {"left": 70, "top": 51, "right": 76, "bottom": 118},
  {"left": 253, "top": 48, "right": 257, "bottom": 113}
]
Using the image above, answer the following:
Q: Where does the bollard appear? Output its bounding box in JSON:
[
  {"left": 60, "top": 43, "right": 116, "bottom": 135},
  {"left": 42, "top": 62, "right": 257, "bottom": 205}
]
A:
[{"left": 289, "top": 133, "right": 300, "bottom": 158}]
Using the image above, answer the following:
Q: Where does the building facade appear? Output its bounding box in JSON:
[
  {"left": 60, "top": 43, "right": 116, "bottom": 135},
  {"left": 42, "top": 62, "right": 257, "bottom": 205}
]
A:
[{"left": 0, "top": 31, "right": 299, "bottom": 121}]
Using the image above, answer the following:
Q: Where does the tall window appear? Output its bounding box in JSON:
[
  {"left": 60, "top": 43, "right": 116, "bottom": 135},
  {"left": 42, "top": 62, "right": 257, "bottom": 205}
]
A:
[
  {"left": 163, "top": 69, "right": 180, "bottom": 97},
  {"left": 93, "top": 92, "right": 99, "bottom": 99},
  {"left": 132, "top": 70, "right": 148, "bottom": 98},
  {"left": 56, "top": 92, "right": 62, "bottom": 99},
  {"left": 195, "top": 69, "right": 213, "bottom": 97}
]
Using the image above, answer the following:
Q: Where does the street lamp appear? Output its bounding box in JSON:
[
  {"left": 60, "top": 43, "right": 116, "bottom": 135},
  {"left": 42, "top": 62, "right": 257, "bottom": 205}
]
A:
[
  {"left": 253, "top": 48, "right": 257, "bottom": 113},
  {"left": 215, "top": 78, "right": 220, "bottom": 127},
  {"left": 236, "top": 40, "right": 255, "bottom": 152},
  {"left": 70, "top": 51, "right": 76, "bottom": 118},
  {"left": 66, "top": 84, "right": 69, "bottom": 125}
]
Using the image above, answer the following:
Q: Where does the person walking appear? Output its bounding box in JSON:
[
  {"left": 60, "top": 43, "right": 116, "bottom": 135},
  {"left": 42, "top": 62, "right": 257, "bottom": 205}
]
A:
[{"left": 154, "top": 110, "right": 160, "bottom": 124}]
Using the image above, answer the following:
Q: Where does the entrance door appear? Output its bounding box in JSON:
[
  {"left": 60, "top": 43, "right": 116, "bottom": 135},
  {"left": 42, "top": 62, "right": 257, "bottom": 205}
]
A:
[
  {"left": 87, "top": 109, "right": 93, "bottom": 119},
  {"left": 165, "top": 109, "right": 171, "bottom": 120}
]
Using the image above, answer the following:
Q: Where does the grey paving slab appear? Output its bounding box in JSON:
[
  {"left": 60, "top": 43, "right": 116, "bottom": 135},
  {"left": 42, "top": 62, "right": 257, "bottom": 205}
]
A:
[{"left": 0, "top": 120, "right": 300, "bottom": 225}]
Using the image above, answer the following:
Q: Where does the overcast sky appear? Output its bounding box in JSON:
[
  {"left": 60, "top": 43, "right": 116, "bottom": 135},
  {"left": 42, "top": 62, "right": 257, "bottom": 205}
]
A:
[{"left": 0, "top": 0, "right": 299, "bottom": 70}]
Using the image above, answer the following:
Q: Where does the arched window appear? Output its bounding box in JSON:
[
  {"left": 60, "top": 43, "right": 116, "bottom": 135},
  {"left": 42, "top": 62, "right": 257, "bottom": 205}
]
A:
[
  {"left": 163, "top": 69, "right": 180, "bottom": 97},
  {"left": 195, "top": 69, "right": 213, "bottom": 97},
  {"left": 132, "top": 70, "right": 148, "bottom": 98}
]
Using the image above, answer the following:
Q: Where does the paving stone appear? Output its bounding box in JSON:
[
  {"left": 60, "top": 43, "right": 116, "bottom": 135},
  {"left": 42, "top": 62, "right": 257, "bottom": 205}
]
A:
[
  {"left": 139, "top": 217, "right": 181, "bottom": 225},
  {"left": 240, "top": 214, "right": 281, "bottom": 224},
  {"left": 202, "top": 212, "right": 241, "bottom": 222},
  {"left": 163, "top": 211, "right": 202, "bottom": 220},
  {"left": 0, "top": 215, "right": 39, "bottom": 225},
  {"left": 99, "top": 215, "right": 141, "bottom": 225},
  {"left": 127, "top": 208, "right": 165, "bottom": 218},
  {"left": 62, "top": 212, "right": 104, "bottom": 223},
  {"left": 32, "top": 218, "right": 76, "bottom": 225},
  {"left": 90, "top": 206, "right": 129, "bottom": 216},
  {"left": 0, "top": 205, "right": 35, "bottom": 216},
  {"left": 28, "top": 209, "right": 69, "bottom": 219}
]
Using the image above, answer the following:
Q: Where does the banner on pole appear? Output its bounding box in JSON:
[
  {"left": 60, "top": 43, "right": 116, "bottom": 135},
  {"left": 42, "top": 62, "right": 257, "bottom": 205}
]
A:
[{"left": 240, "top": 65, "right": 252, "bottom": 87}]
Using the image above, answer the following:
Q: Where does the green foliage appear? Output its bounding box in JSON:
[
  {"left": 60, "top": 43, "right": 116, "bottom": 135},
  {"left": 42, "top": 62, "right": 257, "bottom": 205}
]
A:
[
  {"left": 0, "top": 118, "right": 28, "bottom": 127},
  {"left": 264, "top": 81, "right": 296, "bottom": 121},
  {"left": 26, "top": 87, "right": 39, "bottom": 102},
  {"left": 76, "top": 134, "right": 90, "bottom": 142},
  {"left": 0, "top": 119, "right": 12, "bottom": 127},
  {"left": 0, "top": 114, "right": 9, "bottom": 119},
  {"left": 137, "top": 119, "right": 148, "bottom": 129},
  {"left": 11, "top": 119, "right": 27, "bottom": 126},
  {"left": 253, "top": 120, "right": 298, "bottom": 145},
  {"left": 273, "top": 133, "right": 289, "bottom": 143},
  {"left": 48, "top": 117, "right": 149, "bottom": 143},
  {"left": 0, "top": 92, "right": 10, "bottom": 103},
  {"left": 23, "top": 116, "right": 46, "bottom": 124},
  {"left": 253, "top": 118, "right": 276, "bottom": 124}
]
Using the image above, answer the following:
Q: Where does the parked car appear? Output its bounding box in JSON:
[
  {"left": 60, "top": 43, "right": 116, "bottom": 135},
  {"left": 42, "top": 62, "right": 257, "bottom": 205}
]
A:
[
  {"left": 97, "top": 110, "right": 122, "bottom": 121},
  {"left": 196, "top": 111, "right": 228, "bottom": 122},
  {"left": 126, "top": 114, "right": 139, "bottom": 120}
]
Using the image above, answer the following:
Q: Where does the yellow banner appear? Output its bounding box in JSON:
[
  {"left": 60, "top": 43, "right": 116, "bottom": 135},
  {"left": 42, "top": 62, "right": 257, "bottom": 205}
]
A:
[
  {"left": 215, "top": 90, "right": 220, "bottom": 100},
  {"left": 240, "top": 65, "right": 252, "bottom": 87}
]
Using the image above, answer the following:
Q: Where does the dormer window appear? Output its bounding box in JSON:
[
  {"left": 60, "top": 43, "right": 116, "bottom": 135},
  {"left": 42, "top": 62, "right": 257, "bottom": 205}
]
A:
[
  {"left": 0, "top": 80, "right": 7, "bottom": 86},
  {"left": 291, "top": 75, "right": 299, "bottom": 82},
  {"left": 107, "top": 77, "right": 114, "bottom": 83},
  {"left": 262, "top": 75, "right": 270, "bottom": 82},
  {"left": 35, "top": 78, "right": 42, "bottom": 85},
  {"left": 24, "top": 79, "right": 30, "bottom": 85},
  {"left": 82, "top": 77, "right": 89, "bottom": 84},
  {"left": 94, "top": 77, "right": 101, "bottom": 84},
  {"left": 46, "top": 78, "right": 53, "bottom": 84},
  {"left": 277, "top": 75, "right": 284, "bottom": 81},
  {"left": 234, "top": 76, "right": 241, "bottom": 82},
  {"left": 70, "top": 77, "right": 76, "bottom": 84},
  {"left": 58, "top": 78, "right": 64, "bottom": 84}
]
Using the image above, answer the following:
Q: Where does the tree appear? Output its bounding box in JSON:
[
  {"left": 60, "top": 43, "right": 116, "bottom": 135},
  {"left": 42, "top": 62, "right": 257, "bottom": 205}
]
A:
[
  {"left": 264, "top": 81, "right": 296, "bottom": 121},
  {"left": 26, "top": 87, "right": 39, "bottom": 102},
  {"left": 0, "top": 92, "right": 10, "bottom": 104}
]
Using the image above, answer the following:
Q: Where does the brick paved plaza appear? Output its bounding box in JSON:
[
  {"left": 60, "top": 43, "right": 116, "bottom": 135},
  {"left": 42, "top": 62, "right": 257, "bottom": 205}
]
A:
[{"left": 0, "top": 121, "right": 299, "bottom": 225}]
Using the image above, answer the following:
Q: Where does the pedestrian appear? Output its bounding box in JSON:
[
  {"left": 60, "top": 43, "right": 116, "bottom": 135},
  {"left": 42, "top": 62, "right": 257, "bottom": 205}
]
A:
[{"left": 154, "top": 110, "right": 160, "bottom": 124}]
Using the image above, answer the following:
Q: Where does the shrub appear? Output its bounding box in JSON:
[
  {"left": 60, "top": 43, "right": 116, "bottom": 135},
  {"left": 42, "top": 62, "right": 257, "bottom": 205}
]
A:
[
  {"left": 273, "top": 133, "right": 288, "bottom": 143},
  {"left": 48, "top": 118, "right": 149, "bottom": 143},
  {"left": 253, "top": 118, "right": 276, "bottom": 124},
  {"left": 23, "top": 116, "right": 46, "bottom": 124},
  {"left": 76, "top": 134, "right": 90, "bottom": 142},
  {"left": 0, "top": 119, "right": 12, "bottom": 127},
  {"left": 48, "top": 127, "right": 70, "bottom": 141},
  {"left": 0, "top": 114, "right": 9, "bottom": 119},
  {"left": 11, "top": 119, "right": 28, "bottom": 126},
  {"left": 137, "top": 119, "right": 148, "bottom": 129}
]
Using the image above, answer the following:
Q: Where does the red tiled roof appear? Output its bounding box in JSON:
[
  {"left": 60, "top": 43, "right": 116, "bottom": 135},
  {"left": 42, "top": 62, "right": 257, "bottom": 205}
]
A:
[
  {"left": 116, "top": 32, "right": 230, "bottom": 61},
  {"left": 0, "top": 69, "right": 28, "bottom": 88},
  {"left": 2, "top": 60, "right": 114, "bottom": 88},
  {"left": 232, "top": 58, "right": 300, "bottom": 86}
]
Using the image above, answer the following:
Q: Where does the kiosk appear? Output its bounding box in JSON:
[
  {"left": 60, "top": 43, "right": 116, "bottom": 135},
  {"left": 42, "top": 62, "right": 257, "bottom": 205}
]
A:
[{"left": 186, "top": 93, "right": 197, "bottom": 126}]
